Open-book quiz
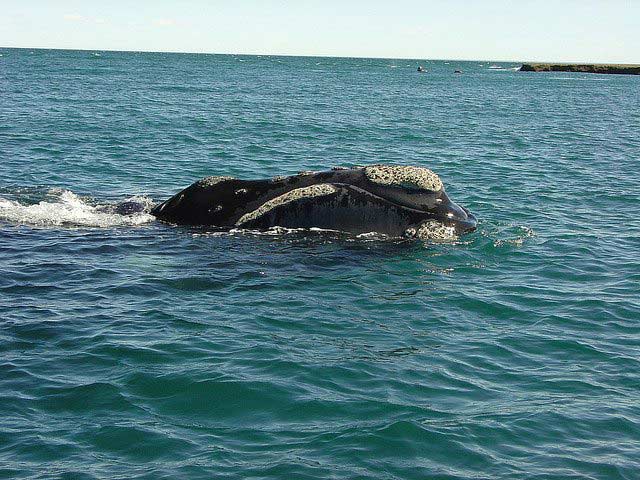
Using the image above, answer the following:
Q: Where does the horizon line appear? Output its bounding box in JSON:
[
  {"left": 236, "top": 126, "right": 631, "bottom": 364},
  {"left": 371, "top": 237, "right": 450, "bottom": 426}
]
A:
[{"left": 2, "top": 45, "right": 638, "bottom": 66}]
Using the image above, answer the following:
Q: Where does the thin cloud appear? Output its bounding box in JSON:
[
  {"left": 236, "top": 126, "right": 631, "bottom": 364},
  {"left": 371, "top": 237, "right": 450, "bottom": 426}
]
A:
[
  {"left": 152, "top": 18, "right": 177, "bottom": 27},
  {"left": 63, "top": 14, "right": 84, "bottom": 22}
]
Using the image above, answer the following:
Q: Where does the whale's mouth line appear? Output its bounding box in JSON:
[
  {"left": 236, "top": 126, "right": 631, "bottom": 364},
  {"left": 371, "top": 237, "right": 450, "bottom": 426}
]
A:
[
  {"left": 345, "top": 185, "right": 439, "bottom": 215},
  {"left": 352, "top": 185, "right": 476, "bottom": 233}
]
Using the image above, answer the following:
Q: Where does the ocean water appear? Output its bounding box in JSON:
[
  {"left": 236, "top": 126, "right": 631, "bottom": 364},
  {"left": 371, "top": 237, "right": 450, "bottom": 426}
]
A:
[{"left": 1, "top": 48, "right": 639, "bottom": 479}]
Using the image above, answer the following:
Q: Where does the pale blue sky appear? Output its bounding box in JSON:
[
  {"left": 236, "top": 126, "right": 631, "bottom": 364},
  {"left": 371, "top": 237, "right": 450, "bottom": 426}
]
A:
[{"left": 1, "top": 0, "right": 638, "bottom": 62}]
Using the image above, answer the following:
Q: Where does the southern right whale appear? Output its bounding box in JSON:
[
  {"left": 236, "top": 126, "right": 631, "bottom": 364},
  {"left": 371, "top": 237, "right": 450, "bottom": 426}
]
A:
[{"left": 151, "top": 165, "right": 477, "bottom": 240}]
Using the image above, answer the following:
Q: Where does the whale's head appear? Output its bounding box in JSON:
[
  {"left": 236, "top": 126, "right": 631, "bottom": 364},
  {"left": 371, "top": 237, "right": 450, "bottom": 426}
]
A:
[{"left": 361, "top": 165, "right": 477, "bottom": 235}]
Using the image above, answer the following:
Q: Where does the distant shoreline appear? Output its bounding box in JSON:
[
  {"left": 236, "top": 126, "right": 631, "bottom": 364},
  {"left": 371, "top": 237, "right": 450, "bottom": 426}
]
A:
[
  {"left": 520, "top": 63, "right": 640, "bottom": 75},
  {"left": 0, "top": 46, "right": 638, "bottom": 66}
]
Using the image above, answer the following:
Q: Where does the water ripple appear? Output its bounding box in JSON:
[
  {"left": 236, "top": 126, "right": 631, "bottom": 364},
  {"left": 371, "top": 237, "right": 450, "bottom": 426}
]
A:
[{"left": 1, "top": 49, "right": 639, "bottom": 479}]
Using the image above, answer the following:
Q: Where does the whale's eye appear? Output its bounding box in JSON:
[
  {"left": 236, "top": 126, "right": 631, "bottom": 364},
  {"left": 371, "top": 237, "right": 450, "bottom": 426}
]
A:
[{"left": 364, "top": 165, "right": 443, "bottom": 192}]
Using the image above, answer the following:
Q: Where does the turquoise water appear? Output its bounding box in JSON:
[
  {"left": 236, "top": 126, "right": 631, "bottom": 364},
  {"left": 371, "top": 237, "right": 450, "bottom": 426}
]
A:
[{"left": 1, "top": 48, "right": 639, "bottom": 479}]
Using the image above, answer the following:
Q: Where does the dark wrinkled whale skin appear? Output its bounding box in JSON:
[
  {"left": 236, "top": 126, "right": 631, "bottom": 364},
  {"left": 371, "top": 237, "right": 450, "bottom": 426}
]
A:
[
  {"left": 115, "top": 201, "right": 146, "bottom": 215},
  {"left": 151, "top": 166, "right": 477, "bottom": 238}
]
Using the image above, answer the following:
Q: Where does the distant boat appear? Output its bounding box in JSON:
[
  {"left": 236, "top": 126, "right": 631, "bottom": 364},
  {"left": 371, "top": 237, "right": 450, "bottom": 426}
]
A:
[
  {"left": 454, "top": 69, "right": 463, "bottom": 74},
  {"left": 488, "top": 65, "right": 501, "bottom": 69},
  {"left": 417, "top": 65, "right": 426, "bottom": 73}
]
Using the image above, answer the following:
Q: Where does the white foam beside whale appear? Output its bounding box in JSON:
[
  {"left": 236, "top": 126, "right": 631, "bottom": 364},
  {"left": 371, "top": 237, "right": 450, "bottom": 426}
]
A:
[{"left": 0, "top": 189, "right": 155, "bottom": 228}]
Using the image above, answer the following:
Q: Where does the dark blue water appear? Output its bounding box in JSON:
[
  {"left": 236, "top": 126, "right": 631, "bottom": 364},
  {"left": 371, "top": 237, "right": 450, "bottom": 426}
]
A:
[{"left": 1, "top": 48, "right": 639, "bottom": 479}]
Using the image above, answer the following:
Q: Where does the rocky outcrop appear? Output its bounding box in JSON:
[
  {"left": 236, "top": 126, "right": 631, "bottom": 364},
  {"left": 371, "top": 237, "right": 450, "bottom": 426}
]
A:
[{"left": 519, "top": 63, "right": 640, "bottom": 75}]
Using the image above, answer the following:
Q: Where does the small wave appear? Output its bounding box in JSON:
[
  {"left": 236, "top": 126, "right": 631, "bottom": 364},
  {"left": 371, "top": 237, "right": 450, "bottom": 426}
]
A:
[
  {"left": 488, "top": 65, "right": 520, "bottom": 71},
  {"left": 0, "top": 189, "right": 155, "bottom": 228},
  {"left": 192, "top": 226, "right": 396, "bottom": 242},
  {"left": 549, "top": 76, "right": 611, "bottom": 82},
  {"left": 194, "top": 226, "right": 455, "bottom": 245},
  {"left": 486, "top": 224, "right": 535, "bottom": 247},
  {"left": 230, "top": 226, "right": 342, "bottom": 236},
  {"left": 355, "top": 231, "right": 391, "bottom": 240}
]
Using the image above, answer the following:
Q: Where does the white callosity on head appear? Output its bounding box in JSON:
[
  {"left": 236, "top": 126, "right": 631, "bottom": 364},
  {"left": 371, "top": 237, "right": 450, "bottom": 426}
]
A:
[
  {"left": 236, "top": 184, "right": 337, "bottom": 226},
  {"left": 363, "top": 165, "right": 443, "bottom": 192},
  {"left": 407, "top": 219, "right": 457, "bottom": 240},
  {"left": 196, "top": 176, "right": 235, "bottom": 188}
]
